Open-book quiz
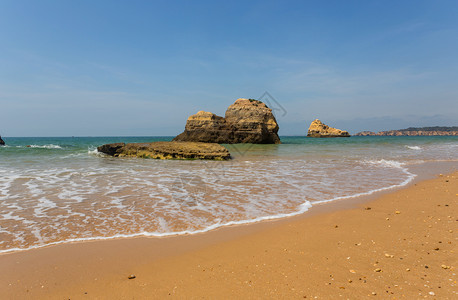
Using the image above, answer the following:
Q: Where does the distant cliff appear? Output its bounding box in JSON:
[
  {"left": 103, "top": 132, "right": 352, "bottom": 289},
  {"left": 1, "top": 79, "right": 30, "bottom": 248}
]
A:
[{"left": 355, "top": 126, "right": 458, "bottom": 136}]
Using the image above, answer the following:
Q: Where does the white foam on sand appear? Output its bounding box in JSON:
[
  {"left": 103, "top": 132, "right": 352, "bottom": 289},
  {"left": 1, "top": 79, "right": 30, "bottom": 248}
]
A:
[
  {"left": 0, "top": 200, "right": 314, "bottom": 254},
  {"left": 0, "top": 157, "right": 416, "bottom": 254}
]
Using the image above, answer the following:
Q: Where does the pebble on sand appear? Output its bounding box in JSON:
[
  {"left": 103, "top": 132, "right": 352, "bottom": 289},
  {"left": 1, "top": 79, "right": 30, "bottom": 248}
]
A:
[{"left": 128, "top": 275, "right": 136, "bottom": 279}]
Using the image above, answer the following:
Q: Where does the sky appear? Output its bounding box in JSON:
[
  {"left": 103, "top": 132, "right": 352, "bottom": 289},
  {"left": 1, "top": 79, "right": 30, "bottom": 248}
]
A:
[{"left": 1, "top": 0, "right": 457, "bottom": 136}]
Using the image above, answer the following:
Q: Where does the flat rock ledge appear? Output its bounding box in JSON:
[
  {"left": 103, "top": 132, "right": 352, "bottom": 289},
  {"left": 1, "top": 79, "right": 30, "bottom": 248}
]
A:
[{"left": 97, "top": 141, "right": 231, "bottom": 160}]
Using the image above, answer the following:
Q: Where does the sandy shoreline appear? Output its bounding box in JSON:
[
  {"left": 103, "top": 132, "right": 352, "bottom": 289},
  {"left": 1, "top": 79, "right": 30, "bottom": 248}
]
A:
[{"left": 1, "top": 168, "right": 457, "bottom": 299}]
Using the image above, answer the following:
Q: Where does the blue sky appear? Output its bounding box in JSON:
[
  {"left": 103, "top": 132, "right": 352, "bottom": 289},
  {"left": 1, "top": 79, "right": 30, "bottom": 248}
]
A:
[{"left": 1, "top": 0, "right": 457, "bottom": 136}]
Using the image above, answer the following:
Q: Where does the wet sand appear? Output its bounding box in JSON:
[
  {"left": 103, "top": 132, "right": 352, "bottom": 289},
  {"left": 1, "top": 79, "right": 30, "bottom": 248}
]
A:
[{"left": 0, "top": 171, "right": 456, "bottom": 299}]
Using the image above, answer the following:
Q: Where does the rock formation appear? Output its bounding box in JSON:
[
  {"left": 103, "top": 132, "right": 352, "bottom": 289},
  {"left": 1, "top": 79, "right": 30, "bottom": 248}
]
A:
[
  {"left": 355, "top": 126, "right": 458, "bottom": 136},
  {"left": 97, "top": 141, "right": 231, "bottom": 160},
  {"left": 307, "top": 119, "right": 350, "bottom": 138},
  {"left": 173, "top": 98, "right": 280, "bottom": 144},
  {"left": 97, "top": 143, "right": 125, "bottom": 156},
  {"left": 354, "top": 131, "right": 376, "bottom": 136},
  {"left": 0, "top": 136, "right": 4, "bottom": 146}
]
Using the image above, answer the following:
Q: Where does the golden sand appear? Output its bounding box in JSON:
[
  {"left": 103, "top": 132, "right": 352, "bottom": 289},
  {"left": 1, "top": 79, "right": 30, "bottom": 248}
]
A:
[{"left": 0, "top": 172, "right": 456, "bottom": 299}]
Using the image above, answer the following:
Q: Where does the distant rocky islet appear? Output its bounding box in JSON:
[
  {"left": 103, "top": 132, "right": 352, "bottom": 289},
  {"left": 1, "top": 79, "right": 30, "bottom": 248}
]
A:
[{"left": 306, "top": 119, "right": 350, "bottom": 138}]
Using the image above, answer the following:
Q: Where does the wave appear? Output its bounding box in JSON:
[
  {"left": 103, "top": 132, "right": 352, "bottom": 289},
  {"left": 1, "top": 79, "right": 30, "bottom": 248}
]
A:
[
  {"left": 25, "top": 144, "right": 63, "bottom": 149},
  {"left": 314, "top": 172, "right": 415, "bottom": 205},
  {"left": 363, "top": 159, "right": 406, "bottom": 169},
  {"left": 406, "top": 145, "right": 422, "bottom": 150},
  {"left": 0, "top": 156, "right": 423, "bottom": 254},
  {"left": 0, "top": 164, "right": 415, "bottom": 254},
  {"left": 0, "top": 157, "right": 415, "bottom": 255},
  {"left": 312, "top": 159, "right": 416, "bottom": 205},
  {"left": 87, "top": 147, "right": 107, "bottom": 157},
  {"left": 87, "top": 148, "right": 98, "bottom": 155},
  {"left": 0, "top": 200, "right": 313, "bottom": 254}
]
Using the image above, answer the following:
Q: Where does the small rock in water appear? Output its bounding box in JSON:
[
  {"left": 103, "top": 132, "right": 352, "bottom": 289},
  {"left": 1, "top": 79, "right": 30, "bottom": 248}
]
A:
[{"left": 128, "top": 274, "right": 136, "bottom": 279}]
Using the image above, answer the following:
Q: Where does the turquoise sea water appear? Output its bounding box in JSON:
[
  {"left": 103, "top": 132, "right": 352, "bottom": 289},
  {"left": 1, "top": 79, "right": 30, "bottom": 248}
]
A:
[{"left": 0, "top": 136, "right": 457, "bottom": 253}]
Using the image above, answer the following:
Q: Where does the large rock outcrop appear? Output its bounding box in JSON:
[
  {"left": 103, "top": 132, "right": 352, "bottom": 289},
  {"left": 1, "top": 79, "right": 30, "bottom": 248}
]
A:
[
  {"left": 97, "top": 141, "right": 230, "bottom": 160},
  {"left": 173, "top": 98, "right": 280, "bottom": 144},
  {"left": 307, "top": 119, "right": 350, "bottom": 138},
  {"left": 0, "top": 136, "right": 4, "bottom": 146}
]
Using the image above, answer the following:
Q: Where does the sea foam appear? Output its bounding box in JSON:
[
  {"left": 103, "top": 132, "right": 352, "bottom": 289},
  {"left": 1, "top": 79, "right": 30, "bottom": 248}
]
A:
[
  {"left": 26, "top": 144, "right": 63, "bottom": 149},
  {"left": 406, "top": 145, "right": 422, "bottom": 150}
]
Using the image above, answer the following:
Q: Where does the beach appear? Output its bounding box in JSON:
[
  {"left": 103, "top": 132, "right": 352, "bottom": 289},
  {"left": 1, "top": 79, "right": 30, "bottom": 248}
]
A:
[
  {"left": 0, "top": 169, "right": 456, "bottom": 299},
  {"left": 3, "top": 1, "right": 458, "bottom": 298}
]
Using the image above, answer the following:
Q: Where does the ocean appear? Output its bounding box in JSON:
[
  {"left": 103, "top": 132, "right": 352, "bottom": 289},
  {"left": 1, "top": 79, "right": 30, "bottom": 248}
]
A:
[{"left": 0, "top": 136, "right": 457, "bottom": 253}]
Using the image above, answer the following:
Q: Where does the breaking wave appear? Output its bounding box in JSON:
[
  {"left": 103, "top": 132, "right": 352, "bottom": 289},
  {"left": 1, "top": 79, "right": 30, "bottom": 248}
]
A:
[
  {"left": 24, "top": 144, "right": 63, "bottom": 149},
  {"left": 406, "top": 145, "right": 422, "bottom": 150}
]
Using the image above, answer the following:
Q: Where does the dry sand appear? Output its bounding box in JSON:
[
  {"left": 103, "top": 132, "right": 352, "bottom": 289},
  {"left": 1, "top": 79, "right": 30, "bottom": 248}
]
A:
[{"left": 0, "top": 172, "right": 456, "bottom": 299}]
